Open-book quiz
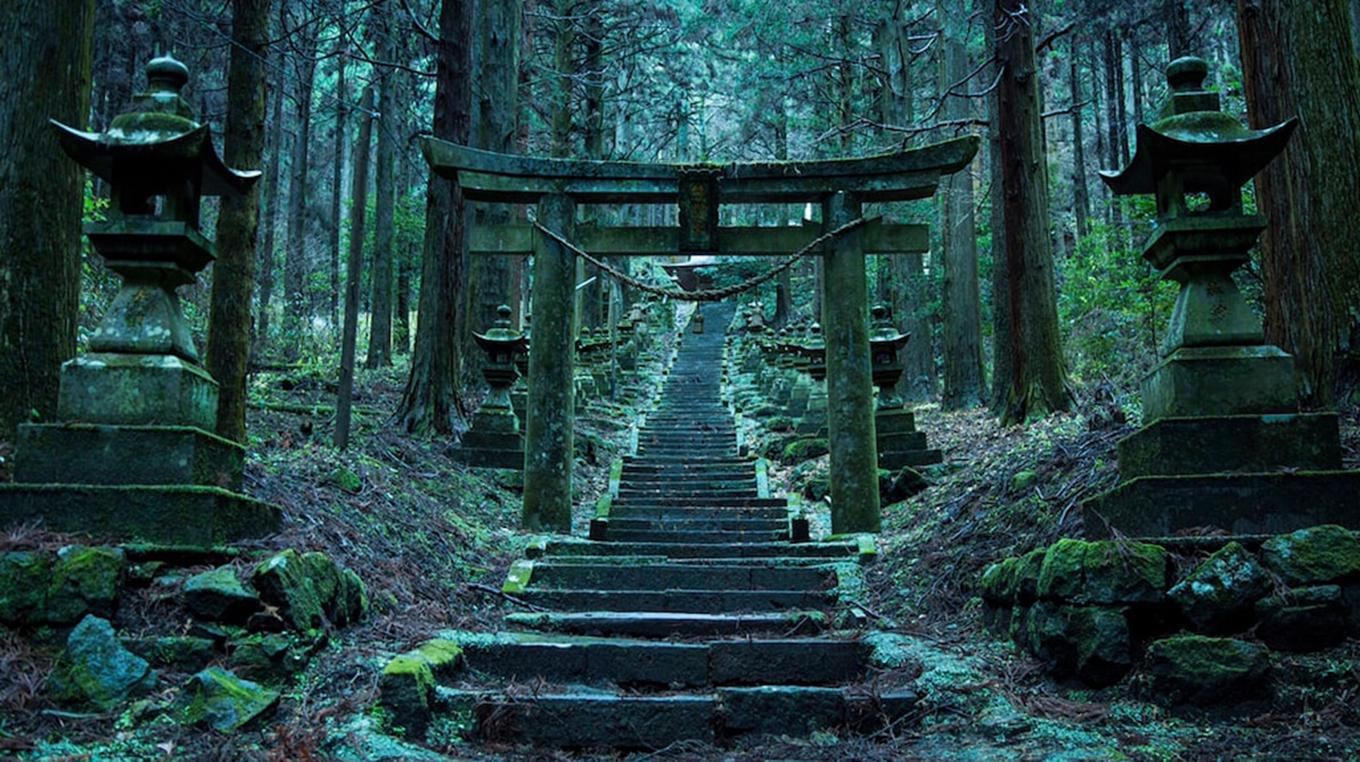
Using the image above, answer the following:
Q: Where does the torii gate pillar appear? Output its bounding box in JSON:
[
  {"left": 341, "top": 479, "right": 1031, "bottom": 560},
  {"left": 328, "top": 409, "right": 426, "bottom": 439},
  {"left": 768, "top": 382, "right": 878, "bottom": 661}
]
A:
[
  {"left": 823, "top": 191, "right": 879, "bottom": 534},
  {"left": 522, "top": 194, "right": 576, "bottom": 531}
]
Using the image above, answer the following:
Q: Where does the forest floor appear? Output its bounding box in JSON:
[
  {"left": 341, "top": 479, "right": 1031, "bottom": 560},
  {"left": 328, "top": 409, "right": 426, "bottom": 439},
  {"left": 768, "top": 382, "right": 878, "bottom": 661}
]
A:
[{"left": 5, "top": 342, "right": 1360, "bottom": 761}]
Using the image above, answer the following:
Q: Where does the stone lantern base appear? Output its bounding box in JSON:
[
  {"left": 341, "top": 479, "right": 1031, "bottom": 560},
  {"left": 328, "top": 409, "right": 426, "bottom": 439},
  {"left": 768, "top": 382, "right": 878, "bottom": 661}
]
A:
[
  {"left": 876, "top": 408, "right": 942, "bottom": 470},
  {"left": 451, "top": 404, "right": 525, "bottom": 471},
  {"left": 0, "top": 353, "right": 280, "bottom": 547}
]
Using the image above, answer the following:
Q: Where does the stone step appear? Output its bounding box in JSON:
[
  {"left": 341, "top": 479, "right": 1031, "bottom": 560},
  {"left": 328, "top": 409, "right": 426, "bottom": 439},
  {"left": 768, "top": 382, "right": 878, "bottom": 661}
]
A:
[
  {"left": 603, "top": 517, "right": 789, "bottom": 533},
  {"left": 441, "top": 687, "right": 918, "bottom": 749},
  {"left": 451, "top": 632, "right": 868, "bottom": 687},
  {"left": 528, "top": 540, "right": 865, "bottom": 561},
  {"left": 525, "top": 562, "right": 834, "bottom": 591},
  {"left": 610, "top": 496, "right": 788, "bottom": 509},
  {"left": 504, "top": 610, "right": 829, "bottom": 637},
  {"left": 619, "top": 468, "right": 755, "bottom": 481},
  {"left": 604, "top": 528, "right": 791, "bottom": 544},
  {"left": 604, "top": 506, "right": 786, "bottom": 521},
  {"left": 616, "top": 479, "right": 758, "bottom": 492},
  {"left": 519, "top": 588, "right": 830, "bottom": 613}
]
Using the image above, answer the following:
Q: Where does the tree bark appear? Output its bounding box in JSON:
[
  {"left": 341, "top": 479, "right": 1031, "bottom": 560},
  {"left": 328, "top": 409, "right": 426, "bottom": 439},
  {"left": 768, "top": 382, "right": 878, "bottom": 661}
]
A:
[
  {"left": 987, "top": 13, "right": 1012, "bottom": 414},
  {"left": 366, "top": 23, "right": 397, "bottom": 369},
  {"left": 938, "top": 0, "right": 987, "bottom": 409},
  {"left": 0, "top": 0, "right": 94, "bottom": 439},
  {"left": 205, "top": 0, "right": 268, "bottom": 446},
  {"left": 993, "top": 0, "right": 1073, "bottom": 424},
  {"left": 328, "top": 46, "right": 347, "bottom": 330},
  {"left": 1070, "top": 37, "right": 1091, "bottom": 242},
  {"left": 1167, "top": 1, "right": 1193, "bottom": 59},
  {"left": 281, "top": 5, "right": 317, "bottom": 361},
  {"left": 336, "top": 86, "right": 374, "bottom": 450},
  {"left": 395, "top": 0, "right": 469, "bottom": 435},
  {"left": 1237, "top": 0, "right": 1360, "bottom": 407},
  {"left": 255, "top": 59, "right": 286, "bottom": 363}
]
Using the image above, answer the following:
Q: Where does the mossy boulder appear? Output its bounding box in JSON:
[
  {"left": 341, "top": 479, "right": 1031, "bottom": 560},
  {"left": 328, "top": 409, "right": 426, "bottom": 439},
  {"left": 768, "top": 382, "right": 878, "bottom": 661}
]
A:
[
  {"left": 1255, "top": 585, "right": 1346, "bottom": 652},
  {"left": 1137, "top": 635, "right": 1271, "bottom": 708},
  {"left": 880, "top": 466, "right": 930, "bottom": 505},
  {"left": 1037, "top": 539, "right": 1166, "bottom": 604},
  {"left": 980, "top": 557, "right": 1020, "bottom": 605},
  {"left": 1, "top": 546, "right": 125, "bottom": 626},
  {"left": 780, "top": 437, "right": 828, "bottom": 464},
  {"left": 47, "top": 546, "right": 125, "bottom": 623},
  {"left": 1024, "top": 601, "right": 1132, "bottom": 686},
  {"left": 1013, "top": 548, "right": 1047, "bottom": 605},
  {"left": 251, "top": 550, "right": 368, "bottom": 632},
  {"left": 0, "top": 551, "right": 54, "bottom": 624},
  {"left": 177, "top": 666, "right": 280, "bottom": 732},
  {"left": 379, "top": 639, "right": 463, "bottom": 739},
  {"left": 184, "top": 565, "right": 262, "bottom": 623},
  {"left": 1260, "top": 525, "right": 1360, "bottom": 586},
  {"left": 1167, "top": 541, "right": 1271, "bottom": 634},
  {"left": 47, "top": 615, "right": 157, "bottom": 711}
]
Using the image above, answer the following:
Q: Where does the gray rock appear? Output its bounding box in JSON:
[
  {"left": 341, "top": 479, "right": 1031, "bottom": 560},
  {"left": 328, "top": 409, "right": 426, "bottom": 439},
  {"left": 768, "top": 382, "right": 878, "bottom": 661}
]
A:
[
  {"left": 1260, "top": 525, "right": 1360, "bottom": 586},
  {"left": 1256, "top": 585, "right": 1346, "bottom": 652},
  {"left": 48, "top": 615, "right": 157, "bottom": 711},
  {"left": 184, "top": 565, "right": 261, "bottom": 623},
  {"left": 177, "top": 667, "right": 280, "bottom": 732},
  {"left": 1168, "top": 541, "right": 1271, "bottom": 634}
]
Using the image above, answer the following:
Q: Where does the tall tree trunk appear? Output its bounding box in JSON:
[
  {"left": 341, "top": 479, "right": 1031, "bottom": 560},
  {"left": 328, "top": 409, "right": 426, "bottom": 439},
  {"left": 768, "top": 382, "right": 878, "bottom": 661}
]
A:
[
  {"left": 939, "top": 0, "right": 986, "bottom": 409},
  {"left": 282, "top": 7, "right": 317, "bottom": 361},
  {"left": 336, "top": 86, "right": 374, "bottom": 450},
  {"left": 1237, "top": 0, "right": 1360, "bottom": 407},
  {"left": 366, "top": 26, "right": 397, "bottom": 369},
  {"left": 395, "top": 0, "right": 470, "bottom": 435},
  {"left": 0, "top": 0, "right": 95, "bottom": 439},
  {"left": 1167, "top": 1, "right": 1193, "bottom": 59},
  {"left": 328, "top": 46, "right": 347, "bottom": 330},
  {"left": 1070, "top": 38, "right": 1091, "bottom": 242},
  {"left": 987, "top": 14, "right": 1012, "bottom": 414},
  {"left": 205, "top": 0, "right": 267, "bottom": 446},
  {"left": 551, "top": 0, "right": 574, "bottom": 158},
  {"left": 993, "top": 0, "right": 1073, "bottom": 424},
  {"left": 255, "top": 61, "right": 286, "bottom": 363}
]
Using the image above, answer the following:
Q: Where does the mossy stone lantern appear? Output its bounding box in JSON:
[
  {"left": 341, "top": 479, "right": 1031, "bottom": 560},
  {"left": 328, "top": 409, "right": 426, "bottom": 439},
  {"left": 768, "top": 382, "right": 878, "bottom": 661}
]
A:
[
  {"left": 50, "top": 54, "right": 259, "bottom": 428},
  {"left": 1100, "top": 56, "right": 1297, "bottom": 419},
  {"left": 1084, "top": 57, "right": 1360, "bottom": 539},
  {"left": 868, "top": 304, "right": 911, "bottom": 411},
  {"left": 0, "top": 56, "right": 279, "bottom": 546},
  {"left": 456, "top": 305, "right": 530, "bottom": 469},
  {"left": 793, "top": 323, "right": 828, "bottom": 437}
]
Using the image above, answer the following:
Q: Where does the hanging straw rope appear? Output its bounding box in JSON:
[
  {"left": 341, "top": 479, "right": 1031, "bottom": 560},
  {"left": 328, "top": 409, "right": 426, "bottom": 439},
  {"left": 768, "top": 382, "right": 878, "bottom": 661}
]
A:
[{"left": 531, "top": 215, "right": 877, "bottom": 302}]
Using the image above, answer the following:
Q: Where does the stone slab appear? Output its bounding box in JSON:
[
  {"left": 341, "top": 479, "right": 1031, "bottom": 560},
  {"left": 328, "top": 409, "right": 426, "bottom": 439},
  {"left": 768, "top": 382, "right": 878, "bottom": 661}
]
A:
[
  {"left": 58, "top": 353, "right": 219, "bottom": 429},
  {"left": 468, "top": 693, "right": 715, "bottom": 748},
  {"left": 0, "top": 484, "right": 280, "bottom": 546},
  {"left": 879, "top": 448, "right": 943, "bottom": 469},
  {"left": 504, "top": 611, "right": 827, "bottom": 638},
  {"left": 1142, "top": 345, "right": 1298, "bottom": 421},
  {"left": 1083, "top": 471, "right": 1360, "bottom": 539},
  {"left": 1117, "top": 413, "right": 1342, "bottom": 479},
  {"left": 15, "top": 424, "right": 244, "bottom": 489},
  {"left": 521, "top": 588, "right": 831, "bottom": 614},
  {"left": 449, "top": 445, "right": 524, "bottom": 470},
  {"left": 709, "top": 639, "right": 867, "bottom": 685}
]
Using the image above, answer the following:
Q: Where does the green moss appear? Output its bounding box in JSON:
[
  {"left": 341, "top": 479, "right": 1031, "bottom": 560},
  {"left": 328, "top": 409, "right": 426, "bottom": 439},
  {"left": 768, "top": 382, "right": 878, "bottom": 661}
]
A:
[
  {"left": 980, "top": 557, "right": 1020, "bottom": 605},
  {"left": 782, "top": 437, "right": 829, "bottom": 464},
  {"left": 178, "top": 667, "right": 280, "bottom": 732},
  {"left": 1260, "top": 525, "right": 1360, "bottom": 586},
  {"left": 1139, "top": 635, "right": 1271, "bottom": 707},
  {"left": 1036, "top": 539, "right": 1166, "bottom": 604},
  {"left": 0, "top": 551, "right": 54, "bottom": 623},
  {"left": 501, "top": 560, "right": 534, "bottom": 595},
  {"left": 1037, "top": 539, "right": 1088, "bottom": 601}
]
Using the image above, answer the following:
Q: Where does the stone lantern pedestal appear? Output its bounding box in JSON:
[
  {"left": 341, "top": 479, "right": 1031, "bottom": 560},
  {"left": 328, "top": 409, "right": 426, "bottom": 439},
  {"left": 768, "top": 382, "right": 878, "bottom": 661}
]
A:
[
  {"left": 1084, "top": 58, "right": 1360, "bottom": 539},
  {"left": 794, "top": 324, "right": 828, "bottom": 438},
  {"left": 0, "top": 56, "right": 279, "bottom": 546},
  {"left": 869, "top": 305, "right": 942, "bottom": 470}
]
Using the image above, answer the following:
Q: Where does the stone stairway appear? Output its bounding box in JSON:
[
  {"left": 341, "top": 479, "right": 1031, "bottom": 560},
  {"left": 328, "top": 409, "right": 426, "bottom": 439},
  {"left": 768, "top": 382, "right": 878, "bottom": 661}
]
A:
[{"left": 406, "top": 303, "right": 917, "bottom": 750}]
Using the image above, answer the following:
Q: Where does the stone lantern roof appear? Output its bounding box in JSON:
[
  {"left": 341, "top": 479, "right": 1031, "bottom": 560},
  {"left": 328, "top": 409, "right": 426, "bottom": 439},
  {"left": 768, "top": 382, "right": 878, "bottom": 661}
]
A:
[
  {"left": 1100, "top": 56, "right": 1295, "bottom": 218},
  {"left": 49, "top": 54, "right": 258, "bottom": 210}
]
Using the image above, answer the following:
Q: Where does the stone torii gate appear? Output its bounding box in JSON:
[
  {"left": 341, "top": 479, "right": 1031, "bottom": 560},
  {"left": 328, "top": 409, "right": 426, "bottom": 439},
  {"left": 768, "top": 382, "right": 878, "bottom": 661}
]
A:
[{"left": 422, "top": 137, "right": 978, "bottom": 535}]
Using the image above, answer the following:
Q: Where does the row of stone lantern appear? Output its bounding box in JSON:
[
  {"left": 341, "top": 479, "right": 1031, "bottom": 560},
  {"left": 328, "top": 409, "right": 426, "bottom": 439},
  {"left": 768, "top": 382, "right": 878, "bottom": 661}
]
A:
[{"left": 723, "top": 301, "right": 940, "bottom": 470}]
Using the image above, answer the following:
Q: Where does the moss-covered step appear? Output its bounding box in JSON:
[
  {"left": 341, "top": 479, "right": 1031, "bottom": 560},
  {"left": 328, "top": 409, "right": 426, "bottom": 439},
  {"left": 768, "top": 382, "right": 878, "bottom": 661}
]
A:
[
  {"left": 439, "top": 686, "right": 917, "bottom": 748},
  {"left": 504, "top": 610, "right": 828, "bottom": 638},
  {"left": 1116, "top": 413, "right": 1343, "bottom": 479},
  {"left": 441, "top": 631, "right": 868, "bottom": 688},
  {"left": 517, "top": 588, "right": 834, "bottom": 614},
  {"left": 525, "top": 538, "right": 865, "bottom": 560},
  {"left": 0, "top": 483, "right": 280, "bottom": 546},
  {"left": 521, "top": 561, "right": 834, "bottom": 592},
  {"left": 15, "top": 423, "right": 246, "bottom": 489}
]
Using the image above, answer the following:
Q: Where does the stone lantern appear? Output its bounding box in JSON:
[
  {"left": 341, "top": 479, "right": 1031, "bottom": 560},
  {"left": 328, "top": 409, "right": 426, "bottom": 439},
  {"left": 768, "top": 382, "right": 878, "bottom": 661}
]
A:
[
  {"left": 1084, "top": 57, "right": 1360, "bottom": 538},
  {"left": 794, "top": 324, "right": 828, "bottom": 437},
  {"left": 0, "top": 55, "right": 279, "bottom": 545},
  {"left": 455, "top": 305, "right": 530, "bottom": 469},
  {"left": 868, "top": 304, "right": 941, "bottom": 469}
]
